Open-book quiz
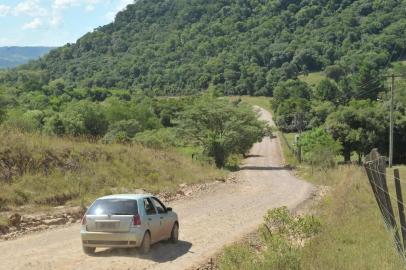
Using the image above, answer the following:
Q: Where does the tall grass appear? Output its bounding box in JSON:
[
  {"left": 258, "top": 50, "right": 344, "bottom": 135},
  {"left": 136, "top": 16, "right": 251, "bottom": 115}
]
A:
[
  {"left": 300, "top": 166, "right": 404, "bottom": 269},
  {"left": 0, "top": 129, "right": 224, "bottom": 211}
]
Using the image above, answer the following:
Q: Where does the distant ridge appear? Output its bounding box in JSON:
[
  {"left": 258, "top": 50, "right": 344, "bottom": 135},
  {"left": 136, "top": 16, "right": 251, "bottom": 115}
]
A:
[{"left": 0, "top": 46, "right": 54, "bottom": 69}]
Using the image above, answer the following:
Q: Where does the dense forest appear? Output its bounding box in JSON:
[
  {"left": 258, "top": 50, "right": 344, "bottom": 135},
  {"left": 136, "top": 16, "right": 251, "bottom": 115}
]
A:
[
  {"left": 1, "top": 0, "right": 406, "bottom": 163},
  {"left": 2, "top": 0, "right": 406, "bottom": 95}
]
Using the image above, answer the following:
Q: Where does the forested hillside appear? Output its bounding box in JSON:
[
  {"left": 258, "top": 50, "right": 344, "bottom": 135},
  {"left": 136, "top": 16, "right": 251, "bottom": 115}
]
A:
[
  {"left": 1, "top": 0, "right": 406, "bottom": 163},
  {"left": 1, "top": 0, "right": 405, "bottom": 95},
  {"left": 0, "top": 47, "right": 53, "bottom": 69}
]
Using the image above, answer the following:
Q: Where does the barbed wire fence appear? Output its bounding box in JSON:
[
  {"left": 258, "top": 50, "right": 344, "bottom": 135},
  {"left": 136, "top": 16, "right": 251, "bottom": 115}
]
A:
[{"left": 364, "top": 148, "right": 406, "bottom": 262}]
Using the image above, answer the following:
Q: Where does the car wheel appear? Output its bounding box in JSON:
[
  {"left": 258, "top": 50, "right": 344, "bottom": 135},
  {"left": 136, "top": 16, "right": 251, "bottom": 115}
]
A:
[
  {"left": 140, "top": 232, "right": 151, "bottom": 254},
  {"left": 170, "top": 223, "right": 179, "bottom": 243},
  {"left": 83, "top": 246, "right": 95, "bottom": 255}
]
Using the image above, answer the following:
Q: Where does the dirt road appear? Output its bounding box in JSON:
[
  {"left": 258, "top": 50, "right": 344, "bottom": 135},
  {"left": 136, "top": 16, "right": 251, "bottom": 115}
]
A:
[{"left": 0, "top": 107, "right": 315, "bottom": 270}]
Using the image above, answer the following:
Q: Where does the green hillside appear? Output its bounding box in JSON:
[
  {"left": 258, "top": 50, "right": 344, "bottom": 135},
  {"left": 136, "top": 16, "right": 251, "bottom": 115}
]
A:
[
  {"left": 1, "top": 0, "right": 406, "bottom": 164},
  {"left": 1, "top": 0, "right": 405, "bottom": 96}
]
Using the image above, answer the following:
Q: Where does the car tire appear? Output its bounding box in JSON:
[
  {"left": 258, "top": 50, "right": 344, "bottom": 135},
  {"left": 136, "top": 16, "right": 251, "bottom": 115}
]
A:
[
  {"left": 170, "top": 223, "right": 179, "bottom": 243},
  {"left": 83, "top": 246, "right": 95, "bottom": 255},
  {"left": 140, "top": 232, "right": 151, "bottom": 254}
]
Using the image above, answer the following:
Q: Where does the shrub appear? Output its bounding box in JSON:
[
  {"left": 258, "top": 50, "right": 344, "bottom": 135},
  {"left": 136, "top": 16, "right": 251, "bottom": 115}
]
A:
[
  {"left": 298, "top": 128, "right": 342, "bottom": 170},
  {"left": 219, "top": 207, "right": 321, "bottom": 270},
  {"left": 134, "top": 128, "right": 180, "bottom": 149},
  {"left": 102, "top": 119, "right": 142, "bottom": 143},
  {"left": 61, "top": 101, "right": 108, "bottom": 137}
]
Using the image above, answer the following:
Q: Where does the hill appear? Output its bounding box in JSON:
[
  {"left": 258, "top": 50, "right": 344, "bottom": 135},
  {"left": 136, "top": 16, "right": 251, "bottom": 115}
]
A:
[
  {"left": 0, "top": 47, "right": 54, "bottom": 69},
  {"left": 3, "top": 0, "right": 404, "bottom": 96}
]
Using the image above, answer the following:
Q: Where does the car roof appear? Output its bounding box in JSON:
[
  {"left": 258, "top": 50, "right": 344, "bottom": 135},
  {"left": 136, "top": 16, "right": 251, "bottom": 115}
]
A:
[{"left": 97, "top": 194, "right": 154, "bottom": 200}]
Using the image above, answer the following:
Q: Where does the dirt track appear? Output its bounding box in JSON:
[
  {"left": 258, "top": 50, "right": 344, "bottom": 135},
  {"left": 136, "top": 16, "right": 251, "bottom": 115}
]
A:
[{"left": 0, "top": 107, "right": 315, "bottom": 270}]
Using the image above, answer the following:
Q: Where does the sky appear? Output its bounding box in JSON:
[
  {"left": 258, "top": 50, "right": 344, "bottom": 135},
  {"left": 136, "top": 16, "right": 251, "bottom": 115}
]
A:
[{"left": 0, "top": 0, "right": 134, "bottom": 47}]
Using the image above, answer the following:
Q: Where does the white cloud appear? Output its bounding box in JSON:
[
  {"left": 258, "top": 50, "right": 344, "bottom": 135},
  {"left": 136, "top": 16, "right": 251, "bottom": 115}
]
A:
[
  {"left": 14, "top": 0, "right": 47, "bottom": 17},
  {"left": 53, "top": 0, "right": 100, "bottom": 10},
  {"left": 50, "top": 0, "right": 101, "bottom": 27},
  {"left": 50, "top": 12, "right": 63, "bottom": 27},
  {"left": 22, "top": 18, "right": 42, "bottom": 30},
  {"left": 0, "top": 5, "right": 11, "bottom": 16},
  {"left": 85, "top": 5, "right": 95, "bottom": 12},
  {"left": 105, "top": 0, "right": 133, "bottom": 21},
  {"left": 53, "top": 0, "right": 81, "bottom": 10}
]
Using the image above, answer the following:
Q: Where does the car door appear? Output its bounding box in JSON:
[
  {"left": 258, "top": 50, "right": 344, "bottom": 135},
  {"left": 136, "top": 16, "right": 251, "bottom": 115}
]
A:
[
  {"left": 151, "top": 197, "right": 172, "bottom": 239},
  {"left": 143, "top": 198, "right": 161, "bottom": 243}
]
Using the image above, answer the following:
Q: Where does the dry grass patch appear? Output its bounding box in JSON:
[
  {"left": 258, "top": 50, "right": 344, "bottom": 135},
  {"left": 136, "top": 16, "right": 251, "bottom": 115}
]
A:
[{"left": 0, "top": 129, "right": 225, "bottom": 211}]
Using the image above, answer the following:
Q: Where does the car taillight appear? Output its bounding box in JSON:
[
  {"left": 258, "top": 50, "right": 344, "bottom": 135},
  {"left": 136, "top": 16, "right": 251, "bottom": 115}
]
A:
[
  {"left": 81, "top": 215, "right": 87, "bottom": 225},
  {"left": 133, "top": 214, "right": 141, "bottom": 226}
]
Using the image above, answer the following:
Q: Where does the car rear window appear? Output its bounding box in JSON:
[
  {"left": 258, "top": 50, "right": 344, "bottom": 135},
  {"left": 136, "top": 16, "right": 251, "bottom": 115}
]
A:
[{"left": 87, "top": 199, "right": 138, "bottom": 215}]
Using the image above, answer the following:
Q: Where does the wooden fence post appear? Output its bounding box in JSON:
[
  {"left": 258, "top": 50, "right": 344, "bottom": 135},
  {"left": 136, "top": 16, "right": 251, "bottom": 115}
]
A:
[
  {"left": 394, "top": 169, "right": 406, "bottom": 250},
  {"left": 364, "top": 149, "right": 403, "bottom": 253},
  {"left": 364, "top": 160, "right": 386, "bottom": 220}
]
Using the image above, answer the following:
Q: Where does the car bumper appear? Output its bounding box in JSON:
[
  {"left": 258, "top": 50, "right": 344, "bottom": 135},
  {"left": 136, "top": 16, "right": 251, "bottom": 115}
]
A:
[{"left": 81, "top": 228, "right": 144, "bottom": 248}]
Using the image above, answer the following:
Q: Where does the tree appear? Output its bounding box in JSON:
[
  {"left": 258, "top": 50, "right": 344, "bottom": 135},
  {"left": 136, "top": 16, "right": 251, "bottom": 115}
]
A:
[
  {"left": 61, "top": 101, "right": 108, "bottom": 137},
  {"left": 298, "top": 128, "right": 342, "bottom": 171},
  {"left": 275, "top": 98, "right": 311, "bottom": 132},
  {"left": 325, "top": 100, "right": 387, "bottom": 162},
  {"left": 324, "top": 65, "right": 345, "bottom": 82},
  {"left": 314, "top": 79, "right": 340, "bottom": 103},
  {"left": 352, "top": 64, "right": 384, "bottom": 100},
  {"left": 180, "top": 97, "right": 267, "bottom": 167},
  {"left": 272, "top": 80, "right": 311, "bottom": 107}
]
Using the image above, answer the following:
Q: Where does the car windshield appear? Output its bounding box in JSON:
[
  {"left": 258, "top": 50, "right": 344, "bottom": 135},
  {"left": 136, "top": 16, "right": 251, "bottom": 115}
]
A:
[{"left": 87, "top": 199, "right": 138, "bottom": 215}]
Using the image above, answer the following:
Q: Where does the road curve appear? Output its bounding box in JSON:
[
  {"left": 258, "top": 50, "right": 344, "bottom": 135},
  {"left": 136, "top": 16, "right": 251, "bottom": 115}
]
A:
[{"left": 0, "top": 107, "right": 315, "bottom": 270}]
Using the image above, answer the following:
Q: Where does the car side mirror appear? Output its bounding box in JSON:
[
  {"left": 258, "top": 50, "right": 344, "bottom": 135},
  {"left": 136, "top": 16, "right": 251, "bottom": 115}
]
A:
[{"left": 166, "top": 207, "right": 173, "bottom": 212}]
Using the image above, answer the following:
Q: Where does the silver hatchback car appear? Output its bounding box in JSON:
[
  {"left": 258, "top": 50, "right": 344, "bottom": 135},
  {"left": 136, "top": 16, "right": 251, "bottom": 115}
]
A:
[{"left": 80, "top": 194, "right": 179, "bottom": 254}]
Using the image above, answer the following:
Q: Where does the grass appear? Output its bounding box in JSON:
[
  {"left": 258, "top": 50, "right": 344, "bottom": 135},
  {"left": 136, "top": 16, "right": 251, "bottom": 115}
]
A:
[
  {"left": 300, "top": 166, "right": 405, "bottom": 270},
  {"left": 240, "top": 96, "right": 273, "bottom": 112},
  {"left": 279, "top": 131, "right": 299, "bottom": 166},
  {"left": 298, "top": 72, "right": 326, "bottom": 87},
  {"left": 0, "top": 129, "right": 225, "bottom": 213}
]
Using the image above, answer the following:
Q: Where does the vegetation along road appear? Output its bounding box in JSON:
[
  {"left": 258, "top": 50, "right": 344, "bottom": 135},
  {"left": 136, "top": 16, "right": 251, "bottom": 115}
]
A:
[{"left": 0, "top": 107, "right": 314, "bottom": 270}]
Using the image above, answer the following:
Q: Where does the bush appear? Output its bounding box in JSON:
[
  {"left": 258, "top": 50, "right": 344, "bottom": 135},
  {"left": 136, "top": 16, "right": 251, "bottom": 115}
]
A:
[
  {"left": 102, "top": 119, "right": 142, "bottom": 143},
  {"left": 134, "top": 128, "right": 180, "bottom": 149},
  {"left": 3, "top": 109, "right": 42, "bottom": 132},
  {"left": 61, "top": 101, "right": 108, "bottom": 137},
  {"left": 298, "top": 128, "right": 342, "bottom": 170},
  {"left": 324, "top": 65, "right": 345, "bottom": 81},
  {"left": 219, "top": 207, "right": 321, "bottom": 270}
]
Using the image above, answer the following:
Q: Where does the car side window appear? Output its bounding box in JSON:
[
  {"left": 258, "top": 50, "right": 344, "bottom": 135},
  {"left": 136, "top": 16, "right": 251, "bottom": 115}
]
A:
[
  {"left": 151, "top": 197, "right": 166, "bottom": 214},
  {"left": 144, "top": 198, "right": 156, "bottom": 215}
]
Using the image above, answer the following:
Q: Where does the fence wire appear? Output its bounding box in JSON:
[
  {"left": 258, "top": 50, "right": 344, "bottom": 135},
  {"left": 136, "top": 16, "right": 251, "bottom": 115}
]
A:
[{"left": 364, "top": 150, "right": 406, "bottom": 264}]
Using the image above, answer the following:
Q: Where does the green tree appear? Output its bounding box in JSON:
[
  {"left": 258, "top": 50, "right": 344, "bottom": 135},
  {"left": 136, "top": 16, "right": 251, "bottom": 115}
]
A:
[
  {"left": 325, "top": 100, "right": 387, "bottom": 162},
  {"left": 324, "top": 65, "right": 345, "bottom": 82},
  {"left": 180, "top": 97, "right": 267, "bottom": 168},
  {"left": 61, "top": 101, "right": 108, "bottom": 137},
  {"left": 298, "top": 128, "right": 342, "bottom": 170},
  {"left": 314, "top": 79, "right": 340, "bottom": 103},
  {"left": 275, "top": 98, "right": 311, "bottom": 132}
]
